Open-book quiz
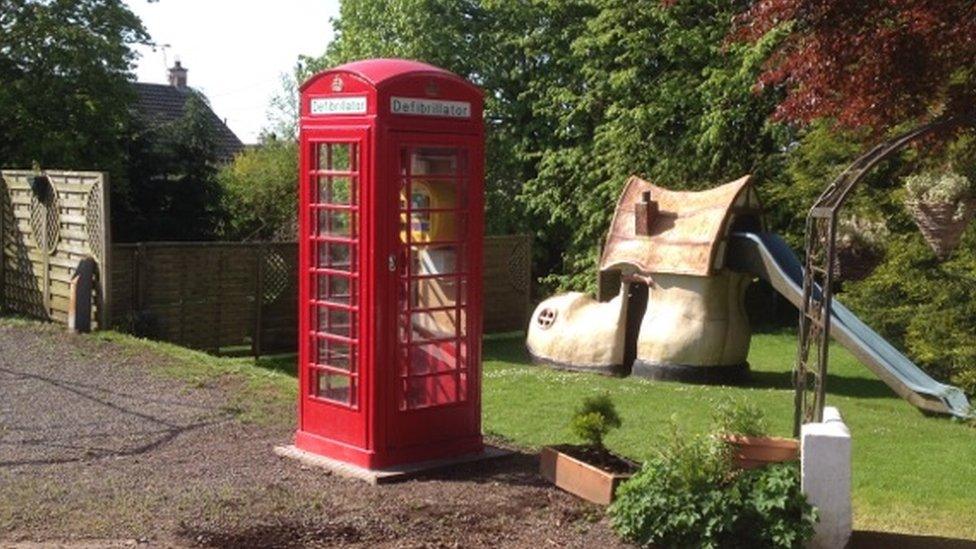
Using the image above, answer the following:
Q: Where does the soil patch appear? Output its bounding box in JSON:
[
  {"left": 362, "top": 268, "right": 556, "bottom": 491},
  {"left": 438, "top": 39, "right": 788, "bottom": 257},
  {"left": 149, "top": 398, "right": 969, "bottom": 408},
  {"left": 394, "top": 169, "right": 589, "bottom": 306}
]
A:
[
  {"left": 0, "top": 321, "right": 625, "bottom": 548},
  {"left": 551, "top": 444, "right": 640, "bottom": 475}
]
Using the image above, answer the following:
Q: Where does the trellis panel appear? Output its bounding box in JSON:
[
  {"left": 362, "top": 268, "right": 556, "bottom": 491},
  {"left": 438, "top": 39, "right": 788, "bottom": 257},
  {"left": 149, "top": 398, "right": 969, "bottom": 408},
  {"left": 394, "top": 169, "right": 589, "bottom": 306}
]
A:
[{"left": 0, "top": 170, "right": 110, "bottom": 327}]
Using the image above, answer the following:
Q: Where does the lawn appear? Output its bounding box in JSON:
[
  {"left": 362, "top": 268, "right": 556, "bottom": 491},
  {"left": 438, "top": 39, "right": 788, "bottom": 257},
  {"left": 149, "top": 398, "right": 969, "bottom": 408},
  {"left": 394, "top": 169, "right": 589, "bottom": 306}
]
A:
[
  {"left": 91, "top": 325, "right": 976, "bottom": 540},
  {"left": 482, "top": 331, "right": 976, "bottom": 540}
]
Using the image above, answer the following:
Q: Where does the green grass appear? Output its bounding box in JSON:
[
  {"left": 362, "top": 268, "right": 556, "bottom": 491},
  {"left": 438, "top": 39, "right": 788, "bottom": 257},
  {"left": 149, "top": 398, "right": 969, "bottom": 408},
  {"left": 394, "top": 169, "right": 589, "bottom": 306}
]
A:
[
  {"left": 9, "top": 318, "right": 973, "bottom": 539},
  {"left": 90, "top": 330, "right": 297, "bottom": 425},
  {"left": 482, "top": 331, "right": 976, "bottom": 540}
]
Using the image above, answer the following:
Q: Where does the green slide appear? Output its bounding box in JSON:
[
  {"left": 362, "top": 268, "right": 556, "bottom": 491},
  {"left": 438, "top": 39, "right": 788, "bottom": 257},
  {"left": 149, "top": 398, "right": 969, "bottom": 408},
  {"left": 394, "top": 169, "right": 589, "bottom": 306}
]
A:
[{"left": 727, "top": 231, "right": 973, "bottom": 418}]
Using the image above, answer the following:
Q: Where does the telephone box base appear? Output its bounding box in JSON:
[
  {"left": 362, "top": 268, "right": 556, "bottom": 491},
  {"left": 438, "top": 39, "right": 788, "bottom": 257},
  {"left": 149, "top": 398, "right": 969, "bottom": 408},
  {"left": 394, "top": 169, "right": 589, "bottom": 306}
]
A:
[{"left": 274, "top": 443, "right": 511, "bottom": 485}]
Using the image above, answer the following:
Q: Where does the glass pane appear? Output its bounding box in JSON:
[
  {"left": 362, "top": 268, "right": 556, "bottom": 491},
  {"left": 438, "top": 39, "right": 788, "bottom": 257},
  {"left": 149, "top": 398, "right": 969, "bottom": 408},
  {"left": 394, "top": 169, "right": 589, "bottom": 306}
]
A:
[
  {"left": 318, "top": 176, "right": 355, "bottom": 205},
  {"left": 458, "top": 370, "right": 468, "bottom": 402},
  {"left": 399, "top": 179, "right": 409, "bottom": 209},
  {"left": 318, "top": 143, "right": 356, "bottom": 172},
  {"left": 402, "top": 373, "right": 457, "bottom": 410},
  {"left": 410, "top": 245, "right": 461, "bottom": 275},
  {"left": 316, "top": 371, "right": 355, "bottom": 405},
  {"left": 332, "top": 143, "right": 354, "bottom": 171},
  {"left": 316, "top": 337, "right": 354, "bottom": 371},
  {"left": 411, "top": 148, "right": 461, "bottom": 176},
  {"left": 403, "top": 310, "right": 457, "bottom": 342},
  {"left": 404, "top": 212, "right": 463, "bottom": 244},
  {"left": 316, "top": 143, "right": 328, "bottom": 170},
  {"left": 410, "top": 179, "right": 461, "bottom": 209},
  {"left": 317, "top": 241, "right": 355, "bottom": 271},
  {"left": 403, "top": 277, "right": 462, "bottom": 311},
  {"left": 457, "top": 307, "right": 467, "bottom": 336},
  {"left": 405, "top": 341, "right": 459, "bottom": 375},
  {"left": 318, "top": 307, "right": 356, "bottom": 338},
  {"left": 317, "top": 274, "right": 354, "bottom": 305},
  {"left": 317, "top": 209, "right": 355, "bottom": 237}
]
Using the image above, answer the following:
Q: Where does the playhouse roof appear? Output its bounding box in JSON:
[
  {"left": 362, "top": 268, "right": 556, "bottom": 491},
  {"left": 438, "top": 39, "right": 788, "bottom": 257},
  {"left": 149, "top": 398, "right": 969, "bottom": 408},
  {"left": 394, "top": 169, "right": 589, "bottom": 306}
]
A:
[{"left": 600, "top": 175, "right": 760, "bottom": 276}]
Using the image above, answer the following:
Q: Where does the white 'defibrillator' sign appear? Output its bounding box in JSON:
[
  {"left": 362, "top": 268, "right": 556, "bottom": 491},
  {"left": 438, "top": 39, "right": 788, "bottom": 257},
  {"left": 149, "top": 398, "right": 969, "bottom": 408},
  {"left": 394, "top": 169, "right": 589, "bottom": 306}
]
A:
[
  {"left": 310, "top": 96, "right": 368, "bottom": 115},
  {"left": 391, "top": 97, "right": 471, "bottom": 118}
]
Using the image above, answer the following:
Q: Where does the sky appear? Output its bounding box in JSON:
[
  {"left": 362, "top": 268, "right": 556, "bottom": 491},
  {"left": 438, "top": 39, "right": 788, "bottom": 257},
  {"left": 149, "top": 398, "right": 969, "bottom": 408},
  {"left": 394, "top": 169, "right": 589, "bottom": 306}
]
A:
[{"left": 127, "top": 0, "right": 342, "bottom": 144}]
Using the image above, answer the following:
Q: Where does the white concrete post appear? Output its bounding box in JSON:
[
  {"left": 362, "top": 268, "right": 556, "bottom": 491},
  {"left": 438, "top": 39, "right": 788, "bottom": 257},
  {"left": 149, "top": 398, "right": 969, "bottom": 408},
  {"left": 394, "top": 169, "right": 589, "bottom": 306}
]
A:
[{"left": 801, "top": 406, "right": 852, "bottom": 549}]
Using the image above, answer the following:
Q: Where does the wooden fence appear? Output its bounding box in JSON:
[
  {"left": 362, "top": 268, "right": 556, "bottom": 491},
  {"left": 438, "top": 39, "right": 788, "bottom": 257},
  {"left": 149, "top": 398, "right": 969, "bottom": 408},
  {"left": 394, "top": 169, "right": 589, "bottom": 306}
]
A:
[
  {"left": 110, "top": 235, "right": 531, "bottom": 355},
  {"left": 0, "top": 170, "right": 110, "bottom": 327}
]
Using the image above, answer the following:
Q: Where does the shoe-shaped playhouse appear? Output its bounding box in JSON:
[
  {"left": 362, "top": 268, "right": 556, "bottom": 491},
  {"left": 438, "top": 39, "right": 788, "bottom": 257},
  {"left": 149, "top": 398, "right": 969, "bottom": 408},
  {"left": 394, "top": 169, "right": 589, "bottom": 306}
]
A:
[
  {"left": 528, "top": 175, "right": 761, "bottom": 383},
  {"left": 526, "top": 174, "right": 973, "bottom": 418}
]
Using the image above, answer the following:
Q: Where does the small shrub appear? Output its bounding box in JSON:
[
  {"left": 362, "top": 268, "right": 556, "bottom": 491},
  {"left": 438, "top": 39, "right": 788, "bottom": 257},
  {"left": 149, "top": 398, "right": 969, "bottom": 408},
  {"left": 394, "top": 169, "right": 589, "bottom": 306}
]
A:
[
  {"left": 609, "top": 426, "right": 816, "bottom": 548},
  {"left": 734, "top": 463, "right": 819, "bottom": 548},
  {"left": 570, "top": 393, "right": 622, "bottom": 448},
  {"left": 714, "top": 399, "right": 769, "bottom": 437}
]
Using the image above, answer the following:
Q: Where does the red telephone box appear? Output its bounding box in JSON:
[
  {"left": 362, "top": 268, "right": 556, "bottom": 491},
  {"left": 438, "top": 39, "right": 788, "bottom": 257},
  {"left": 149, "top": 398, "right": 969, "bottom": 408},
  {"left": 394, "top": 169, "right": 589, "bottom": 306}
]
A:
[{"left": 294, "top": 59, "right": 485, "bottom": 469}]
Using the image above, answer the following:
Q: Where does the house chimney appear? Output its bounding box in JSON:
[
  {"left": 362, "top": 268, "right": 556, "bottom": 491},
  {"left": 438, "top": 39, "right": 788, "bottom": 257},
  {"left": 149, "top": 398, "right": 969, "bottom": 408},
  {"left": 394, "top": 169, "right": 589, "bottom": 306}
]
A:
[{"left": 168, "top": 59, "right": 188, "bottom": 89}]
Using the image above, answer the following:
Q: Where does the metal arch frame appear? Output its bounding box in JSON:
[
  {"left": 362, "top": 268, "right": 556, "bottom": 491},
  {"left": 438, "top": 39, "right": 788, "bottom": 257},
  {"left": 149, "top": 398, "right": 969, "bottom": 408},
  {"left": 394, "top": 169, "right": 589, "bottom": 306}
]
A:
[{"left": 793, "top": 113, "right": 976, "bottom": 435}]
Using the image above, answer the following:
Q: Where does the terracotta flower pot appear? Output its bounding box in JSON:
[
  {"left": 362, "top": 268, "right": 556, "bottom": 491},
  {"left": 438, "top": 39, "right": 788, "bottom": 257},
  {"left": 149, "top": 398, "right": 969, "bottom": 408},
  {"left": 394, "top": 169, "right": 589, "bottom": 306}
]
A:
[
  {"left": 539, "top": 445, "right": 637, "bottom": 505},
  {"left": 722, "top": 434, "right": 799, "bottom": 470}
]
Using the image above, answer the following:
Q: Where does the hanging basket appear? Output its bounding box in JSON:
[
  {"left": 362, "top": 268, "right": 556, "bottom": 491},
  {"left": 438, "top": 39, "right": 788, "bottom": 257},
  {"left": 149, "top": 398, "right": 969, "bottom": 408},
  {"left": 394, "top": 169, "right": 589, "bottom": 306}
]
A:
[{"left": 906, "top": 198, "right": 976, "bottom": 260}]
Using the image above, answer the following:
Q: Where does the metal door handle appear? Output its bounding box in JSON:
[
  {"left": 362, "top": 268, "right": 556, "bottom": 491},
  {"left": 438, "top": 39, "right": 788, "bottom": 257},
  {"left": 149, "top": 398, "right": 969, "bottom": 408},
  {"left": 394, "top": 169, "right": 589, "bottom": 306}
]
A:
[{"left": 388, "top": 253, "right": 397, "bottom": 272}]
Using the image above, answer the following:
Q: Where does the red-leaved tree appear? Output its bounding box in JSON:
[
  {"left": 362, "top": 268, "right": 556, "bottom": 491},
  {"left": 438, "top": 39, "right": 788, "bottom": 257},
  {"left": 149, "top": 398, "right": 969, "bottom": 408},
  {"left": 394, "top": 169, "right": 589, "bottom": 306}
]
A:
[{"left": 735, "top": 0, "right": 976, "bottom": 132}]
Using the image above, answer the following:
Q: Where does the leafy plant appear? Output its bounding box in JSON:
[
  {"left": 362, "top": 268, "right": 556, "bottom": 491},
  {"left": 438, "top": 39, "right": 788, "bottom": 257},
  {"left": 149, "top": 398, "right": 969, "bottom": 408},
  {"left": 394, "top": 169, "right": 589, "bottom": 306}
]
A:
[
  {"left": 714, "top": 399, "right": 770, "bottom": 438},
  {"left": 837, "top": 215, "right": 889, "bottom": 253},
  {"left": 904, "top": 171, "right": 975, "bottom": 221},
  {"left": 736, "top": 0, "right": 976, "bottom": 132},
  {"left": 570, "top": 393, "right": 622, "bottom": 449},
  {"left": 843, "top": 232, "right": 976, "bottom": 395},
  {"left": 609, "top": 426, "right": 816, "bottom": 548},
  {"left": 218, "top": 138, "right": 298, "bottom": 241}
]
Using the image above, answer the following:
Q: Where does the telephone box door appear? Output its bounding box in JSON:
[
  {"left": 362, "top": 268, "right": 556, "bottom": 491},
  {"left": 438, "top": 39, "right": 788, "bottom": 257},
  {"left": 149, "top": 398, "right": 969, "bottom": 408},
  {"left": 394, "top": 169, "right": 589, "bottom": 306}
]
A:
[
  {"left": 301, "top": 128, "right": 370, "bottom": 449},
  {"left": 385, "top": 132, "right": 483, "bottom": 450}
]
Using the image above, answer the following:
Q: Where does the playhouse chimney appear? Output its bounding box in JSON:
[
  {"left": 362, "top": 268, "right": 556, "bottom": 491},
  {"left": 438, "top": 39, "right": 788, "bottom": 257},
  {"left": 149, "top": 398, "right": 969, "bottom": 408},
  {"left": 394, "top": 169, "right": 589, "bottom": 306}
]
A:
[{"left": 168, "top": 59, "right": 188, "bottom": 89}]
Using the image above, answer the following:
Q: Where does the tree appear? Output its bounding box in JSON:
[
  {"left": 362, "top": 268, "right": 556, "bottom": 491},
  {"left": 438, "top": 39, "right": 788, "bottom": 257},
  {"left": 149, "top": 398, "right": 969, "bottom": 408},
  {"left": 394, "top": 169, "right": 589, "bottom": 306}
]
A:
[
  {"left": 218, "top": 138, "right": 298, "bottom": 241},
  {"left": 521, "top": 0, "right": 789, "bottom": 288},
  {"left": 117, "top": 92, "right": 224, "bottom": 241},
  {"left": 264, "top": 71, "right": 300, "bottom": 141},
  {"left": 735, "top": 0, "right": 976, "bottom": 132},
  {"left": 303, "top": 1, "right": 786, "bottom": 289},
  {"left": 0, "top": 0, "right": 149, "bottom": 174},
  {"left": 301, "top": 0, "right": 598, "bottom": 283}
]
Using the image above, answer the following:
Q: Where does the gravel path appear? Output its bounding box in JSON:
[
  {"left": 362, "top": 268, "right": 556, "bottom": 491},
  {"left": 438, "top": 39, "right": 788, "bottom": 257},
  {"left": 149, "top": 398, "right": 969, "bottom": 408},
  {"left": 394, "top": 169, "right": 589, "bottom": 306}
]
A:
[{"left": 0, "top": 321, "right": 625, "bottom": 548}]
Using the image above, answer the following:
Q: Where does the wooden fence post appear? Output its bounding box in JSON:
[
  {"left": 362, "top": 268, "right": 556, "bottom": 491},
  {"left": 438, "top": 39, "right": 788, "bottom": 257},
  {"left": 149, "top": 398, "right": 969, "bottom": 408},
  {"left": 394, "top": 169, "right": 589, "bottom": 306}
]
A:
[
  {"left": 213, "top": 248, "right": 224, "bottom": 355},
  {"left": 253, "top": 245, "right": 265, "bottom": 360},
  {"left": 135, "top": 242, "right": 147, "bottom": 313}
]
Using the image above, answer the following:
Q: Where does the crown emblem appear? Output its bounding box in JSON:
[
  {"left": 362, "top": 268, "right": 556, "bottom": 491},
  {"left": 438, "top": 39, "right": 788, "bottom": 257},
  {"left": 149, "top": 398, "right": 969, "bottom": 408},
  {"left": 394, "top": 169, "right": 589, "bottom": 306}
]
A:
[
  {"left": 425, "top": 80, "right": 439, "bottom": 97},
  {"left": 331, "top": 76, "right": 344, "bottom": 92}
]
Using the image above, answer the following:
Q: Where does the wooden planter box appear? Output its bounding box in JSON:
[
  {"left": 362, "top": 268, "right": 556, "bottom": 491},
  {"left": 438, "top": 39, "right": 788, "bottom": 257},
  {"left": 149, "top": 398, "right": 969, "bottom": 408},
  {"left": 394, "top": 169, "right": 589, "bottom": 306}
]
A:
[
  {"left": 723, "top": 435, "right": 799, "bottom": 470},
  {"left": 539, "top": 445, "right": 635, "bottom": 505}
]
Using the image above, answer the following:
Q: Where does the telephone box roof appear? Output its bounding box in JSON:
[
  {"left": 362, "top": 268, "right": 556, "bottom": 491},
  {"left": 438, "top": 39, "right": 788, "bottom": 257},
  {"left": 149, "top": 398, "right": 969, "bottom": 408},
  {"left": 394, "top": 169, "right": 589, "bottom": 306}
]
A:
[
  {"left": 600, "top": 175, "right": 762, "bottom": 276},
  {"left": 300, "top": 58, "right": 478, "bottom": 93}
]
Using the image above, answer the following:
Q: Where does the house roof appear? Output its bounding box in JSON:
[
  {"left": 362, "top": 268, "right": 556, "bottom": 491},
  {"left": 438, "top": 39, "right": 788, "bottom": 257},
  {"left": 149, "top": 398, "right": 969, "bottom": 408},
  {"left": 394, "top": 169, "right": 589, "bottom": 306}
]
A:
[
  {"left": 600, "top": 175, "right": 762, "bottom": 276},
  {"left": 132, "top": 82, "right": 245, "bottom": 162}
]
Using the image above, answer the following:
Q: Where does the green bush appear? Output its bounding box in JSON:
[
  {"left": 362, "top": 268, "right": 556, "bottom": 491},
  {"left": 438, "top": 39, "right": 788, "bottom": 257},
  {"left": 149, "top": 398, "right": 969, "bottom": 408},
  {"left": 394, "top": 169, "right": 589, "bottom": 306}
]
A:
[
  {"left": 217, "top": 139, "right": 298, "bottom": 241},
  {"left": 842, "top": 231, "right": 976, "bottom": 394},
  {"left": 609, "top": 429, "right": 816, "bottom": 548},
  {"left": 714, "top": 399, "right": 770, "bottom": 437},
  {"left": 570, "top": 393, "right": 622, "bottom": 448}
]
